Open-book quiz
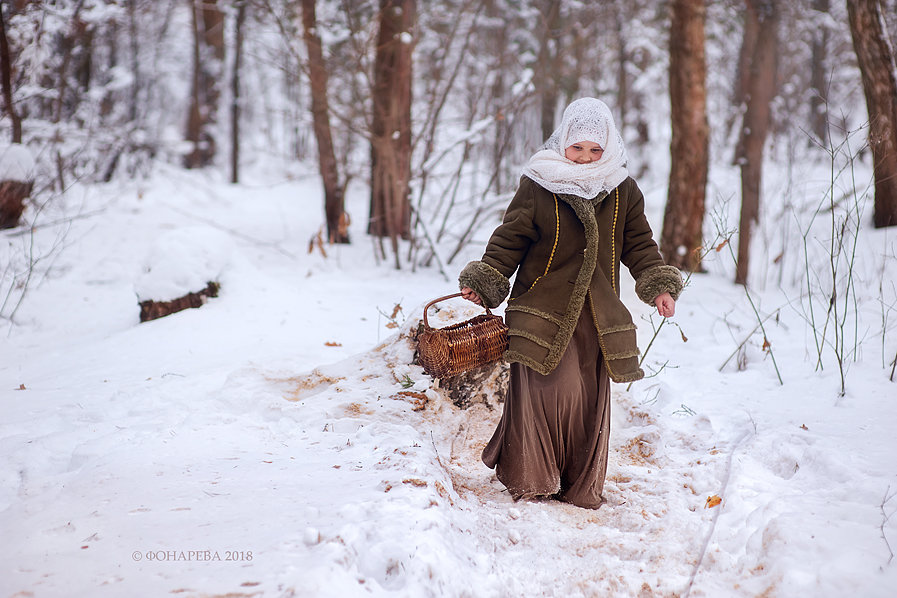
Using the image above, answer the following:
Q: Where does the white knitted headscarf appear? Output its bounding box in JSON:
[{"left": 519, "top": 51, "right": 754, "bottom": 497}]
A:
[{"left": 522, "top": 97, "right": 629, "bottom": 199}]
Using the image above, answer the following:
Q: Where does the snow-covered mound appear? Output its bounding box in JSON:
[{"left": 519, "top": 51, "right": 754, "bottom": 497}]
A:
[
  {"left": 0, "top": 143, "right": 36, "bottom": 181},
  {"left": 134, "top": 225, "right": 234, "bottom": 302}
]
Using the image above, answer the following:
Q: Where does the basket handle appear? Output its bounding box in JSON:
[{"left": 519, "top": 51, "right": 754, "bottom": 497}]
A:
[{"left": 422, "top": 292, "right": 492, "bottom": 329}]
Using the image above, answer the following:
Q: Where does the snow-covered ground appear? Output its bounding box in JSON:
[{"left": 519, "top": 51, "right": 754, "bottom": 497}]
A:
[{"left": 2, "top": 161, "right": 896, "bottom": 597}]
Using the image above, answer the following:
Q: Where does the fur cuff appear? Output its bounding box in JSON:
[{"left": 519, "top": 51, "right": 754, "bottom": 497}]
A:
[
  {"left": 459, "top": 261, "right": 510, "bottom": 308},
  {"left": 634, "top": 265, "right": 683, "bottom": 305},
  {"left": 609, "top": 368, "right": 645, "bottom": 384}
]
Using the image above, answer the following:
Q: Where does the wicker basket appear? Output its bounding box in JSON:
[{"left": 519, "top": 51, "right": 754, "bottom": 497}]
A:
[{"left": 417, "top": 292, "right": 509, "bottom": 379}]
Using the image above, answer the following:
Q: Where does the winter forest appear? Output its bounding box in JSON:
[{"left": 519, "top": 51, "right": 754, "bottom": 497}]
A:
[{"left": 2, "top": 0, "right": 897, "bottom": 596}]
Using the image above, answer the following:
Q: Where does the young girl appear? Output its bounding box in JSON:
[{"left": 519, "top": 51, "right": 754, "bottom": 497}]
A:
[{"left": 458, "top": 97, "right": 682, "bottom": 509}]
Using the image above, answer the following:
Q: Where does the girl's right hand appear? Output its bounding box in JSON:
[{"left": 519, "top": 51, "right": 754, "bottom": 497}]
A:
[
  {"left": 654, "top": 292, "right": 676, "bottom": 318},
  {"left": 460, "top": 286, "right": 483, "bottom": 306}
]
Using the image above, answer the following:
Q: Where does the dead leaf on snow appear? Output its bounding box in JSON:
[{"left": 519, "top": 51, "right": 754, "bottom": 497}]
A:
[
  {"left": 393, "top": 390, "right": 428, "bottom": 411},
  {"left": 307, "top": 228, "right": 328, "bottom": 258},
  {"left": 705, "top": 495, "right": 722, "bottom": 508}
]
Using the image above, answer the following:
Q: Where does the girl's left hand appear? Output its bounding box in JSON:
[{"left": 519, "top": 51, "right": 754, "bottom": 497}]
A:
[
  {"left": 654, "top": 292, "right": 675, "bottom": 318},
  {"left": 460, "top": 286, "right": 483, "bottom": 306}
]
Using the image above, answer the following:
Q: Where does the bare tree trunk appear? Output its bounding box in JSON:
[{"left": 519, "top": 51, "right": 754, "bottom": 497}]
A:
[
  {"left": 0, "top": 2, "right": 22, "bottom": 143},
  {"left": 809, "top": 0, "right": 830, "bottom": 145},
  {"left": 563, "top": 22, "right": 585, "bottom": 104},
  {"left": 184, "top": 0, "right": 224, "bottom": 169},
  {"left": 729, "top": 0, "right": 759, "bottom": 151},
  {"left": 613, "top": 0, "right": 628, "bottom": 134},
  {"left": 537, "top": 0, "right": 562, "bottom": 140},
  {"left": 127, "top": 0, "right": 139, "bottom": 122},
  {"left": 45, "top": 1, "right": 88, "bottom": 190},
  {"left": 611, "top": 0, "right": 650, "bottom": 165},
  {"left": 185, "top": 2, "right": 202, "bottom": 168},
  {"left": 302, "top": 0, "right": 349, "bottom": 243},
  {"left": 100, "top": 19, "right": 117, "bottom": 121},
  {"left": 231, "top": 0, "right": 245, "bottom": 184},
  {"left": 0, "top": 0, "right": 32, "bottom": 220},
  {"left": 51, "top": 1, "right": 87, "bottom": 125},
  {"left": 847, "top": 0, "right": 897, "bottom": 228},
  {"left": 73, "top": 22, "right": 92, "bottom": 94},
  {"left": 369, "top": 0, "right": 415, "bottom": 266},
  {"left": 661, "top": 0, "right": 709, "bottom": 272},
  {"left": 735, "top": 0, "right": 779, "bottom": 285},
  {"left": 486, "top": 0, "right": 508, "bottom": 191}
]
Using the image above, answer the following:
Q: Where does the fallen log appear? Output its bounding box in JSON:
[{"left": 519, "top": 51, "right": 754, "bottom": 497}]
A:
[{"left": 138, "top": 281, "right": 220, "bottom": 323}]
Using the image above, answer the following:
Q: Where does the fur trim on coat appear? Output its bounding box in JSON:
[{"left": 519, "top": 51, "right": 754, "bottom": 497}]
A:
[
  {"left": 458, "top": 261, "right": 510, "bottom": 309},
  {"left": 634, "top": 265, "right": 683, "bottom": 304}
]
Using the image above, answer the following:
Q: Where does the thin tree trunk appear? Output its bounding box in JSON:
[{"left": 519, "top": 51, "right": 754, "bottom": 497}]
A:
[
  {"left": 231, "top": 0, "right": 245, "bottom": 184},
  {"left": 369, "top": 0, "right": 415, "bottom": 266},
  {"left": 73, "top": 23, "right": 92, "bottom": 93},
  {"left": 100, "top": 19, "right": 117, "bottom": 121},
  {"left": 809, "top": 0, "right": 830, "bottom": 146},
  {"left": 537, "top": 0, "right": 561, "bottom": 140},
  {"left": 127, "top": 0, "right": 139, "bottom": 122},
  {"left": 729, "top": 0, "right": 759, "bottom": 154},
  {"left": 847, "top": 0, "right": 897, "bottom": 228},
  {"left": 613, "top": 0, "right": 628, "bottom": 134},
  {"left": 0, "top": 2, "right": 22, "bottom": 143},
  {"left": 486, "top": 0, "right": 508, "bottom": 191},
  {"left": 52, "top": 0, "right": 87, "bottom": 124},
  {"left": 185, "top": 2, "right": 202, "bottom": 167},
  {"left": 48, "top": 1, "right": 87, "bottom": 190},
  {"left": 563, "top": 22, "right": 584, "bottom": 104},
  {"left": 735, "top": 0, "right": 779, "bottom": 285},
  {"left": 184, "top": 0, "right": 224, "bottom": 169},
  {"left": 661, "top": 0, "right": 709, "bottom": 272},
  {"left": 302, "top": 0, "right": 349, "bottom": 243}
]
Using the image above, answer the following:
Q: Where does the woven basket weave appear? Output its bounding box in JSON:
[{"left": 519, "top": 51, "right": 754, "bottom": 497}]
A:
[{"left": 417, "top": 292, "right": 508, "bottom": 379}]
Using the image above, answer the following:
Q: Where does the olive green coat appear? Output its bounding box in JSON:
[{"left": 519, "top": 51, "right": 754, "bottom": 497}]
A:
[{"left": 459, "top": 176, "right": 682, "bottom": 383}]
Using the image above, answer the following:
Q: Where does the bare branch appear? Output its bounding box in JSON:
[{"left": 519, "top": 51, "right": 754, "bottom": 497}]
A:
[{"left": 881, "top": 485, "right": 895, "bottom": 565}]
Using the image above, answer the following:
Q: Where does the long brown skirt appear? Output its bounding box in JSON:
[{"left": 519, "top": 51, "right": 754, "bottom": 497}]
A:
[{"left": 482, "top": 305, "right": 611, "bottom": 509}]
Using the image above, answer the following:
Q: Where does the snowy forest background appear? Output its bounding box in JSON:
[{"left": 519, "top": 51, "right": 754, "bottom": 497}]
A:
[
  {"left": 2, "top": 1, "right": 897, "bottom": 597},
  {"left": 2, "top": 0, "right": 897, "bottom": 281}
]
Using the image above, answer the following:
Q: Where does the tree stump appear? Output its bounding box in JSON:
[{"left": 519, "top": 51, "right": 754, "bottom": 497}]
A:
[
  {"left": 0, "top": 179, "right": 32, "bottom": 229},
  {"left": 138, "top": 281, "right": 220, "bottom": 323},
  {"left": 411, "top": 320, "right": 509, "bottom": 409},
  {"left": 436, "top": 361, "right": 509, "bottom": 410}
]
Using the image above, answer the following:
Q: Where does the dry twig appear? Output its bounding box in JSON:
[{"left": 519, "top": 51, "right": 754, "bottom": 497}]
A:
[
  {"left": 683, "top": 428, "right": 753, "bottom": 597},
  {"left": 881, "top": 485, "right": 896, "bottom": 565}
]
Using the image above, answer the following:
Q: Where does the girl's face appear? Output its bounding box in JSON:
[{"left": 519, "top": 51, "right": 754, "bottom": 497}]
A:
[{"left": 564, "top": 140, "right": 604, "bottom": 164}]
